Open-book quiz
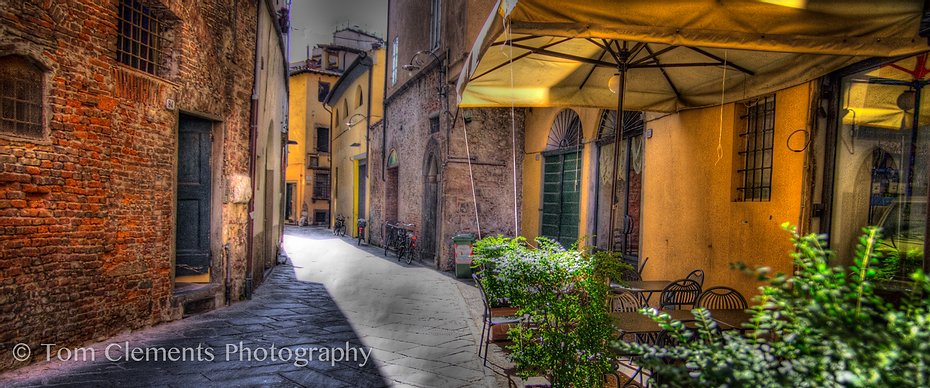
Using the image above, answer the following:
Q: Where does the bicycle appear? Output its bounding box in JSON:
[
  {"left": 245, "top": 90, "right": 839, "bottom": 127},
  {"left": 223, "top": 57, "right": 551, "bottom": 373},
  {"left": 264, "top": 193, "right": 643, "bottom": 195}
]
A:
[
  {"left": 333, "top": 214, "right": 347, "bottom": 236},
  {"left": 356, "top": 218, "right": 367, "bottom": 246},
  {"left": 384, "top": 222, "right": 417, "bottom": 264}
]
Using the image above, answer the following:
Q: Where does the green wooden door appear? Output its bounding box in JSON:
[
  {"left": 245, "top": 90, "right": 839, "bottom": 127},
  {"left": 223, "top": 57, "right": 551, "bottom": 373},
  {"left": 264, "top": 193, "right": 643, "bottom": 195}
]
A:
[{"left": 541, "top": 151, "right": 581, "bottom": 247}]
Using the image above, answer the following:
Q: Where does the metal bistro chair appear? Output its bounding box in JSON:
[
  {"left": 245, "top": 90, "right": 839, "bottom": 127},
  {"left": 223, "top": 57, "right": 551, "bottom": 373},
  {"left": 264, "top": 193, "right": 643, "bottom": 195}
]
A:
[
  {"left": 659, "top": 279, "right": 702, "bottom": 310},
  {"left": 610, "top": 291, "right": 644, "bottom": 313},
  {"left": 472, "top": 273, "right": 522, "bottom": 367},
  {"left": 637, "top": 257, "right": 649, "bottom": 277},
  {"left": 696, "top": 286, "right": 748, "bottom": 310},
  {"left": 685, "top": 269, "right": 705, "bottom": 288}
]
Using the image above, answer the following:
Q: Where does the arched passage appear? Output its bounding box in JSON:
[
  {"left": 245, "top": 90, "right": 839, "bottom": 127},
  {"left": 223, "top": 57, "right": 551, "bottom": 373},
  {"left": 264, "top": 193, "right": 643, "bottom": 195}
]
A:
[{"left": 422, "top": 148, "right": 440, "bottom": 265}]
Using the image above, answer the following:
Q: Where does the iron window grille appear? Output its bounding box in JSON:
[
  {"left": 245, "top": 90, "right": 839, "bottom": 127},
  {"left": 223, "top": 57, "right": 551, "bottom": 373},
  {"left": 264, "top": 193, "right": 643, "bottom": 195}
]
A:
[
  {"left": 116, "top": 0, "right": 168, "bottom": 76},
  {"left": 736, "top": 95, "right": 775, "bottom": 202},
  {"left": 313, "top": 171, "right": 331, "bottom": 199},
  {"left": 0, "top": 56, "right": 44, "bottom": 139}
]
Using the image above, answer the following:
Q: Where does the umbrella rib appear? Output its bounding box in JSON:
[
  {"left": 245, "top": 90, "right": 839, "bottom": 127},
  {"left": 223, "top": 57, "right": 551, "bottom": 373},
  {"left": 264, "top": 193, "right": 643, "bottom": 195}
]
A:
[
  {"left": 602, "top": 39, "right": 621, "bottom": 63},
  {"left": 491, "top": 35, "right": 543, "bottom": 47},
  {"left": 642, "top": 45, "right": 681, "bottom": 99},
  {"left": 471, "top": 37, "right": 574, "bottom": 81},
  {"left": 509, "top": 42, "right": 617, "bottom": 68},
  {"left": 579, "top": 48, "right": 610, "bottom": 90},
  {"left": 687, "top": 47, "right": 755, "bottom": 76},
  {"left": 631, "top": 45, "right": 677, "bottom": 66},
  {"left": 628, "top": 42, "right": 647, "bottom": 63}
]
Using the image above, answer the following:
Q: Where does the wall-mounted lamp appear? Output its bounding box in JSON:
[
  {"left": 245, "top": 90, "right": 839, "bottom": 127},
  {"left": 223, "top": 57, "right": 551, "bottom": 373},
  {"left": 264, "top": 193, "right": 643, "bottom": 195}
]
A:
[
  {"left": 346, "top": 113, "right": 367, "bottom": 128},
  {"left": 404, "top": 50, "right": 446, "bottom": 100}
]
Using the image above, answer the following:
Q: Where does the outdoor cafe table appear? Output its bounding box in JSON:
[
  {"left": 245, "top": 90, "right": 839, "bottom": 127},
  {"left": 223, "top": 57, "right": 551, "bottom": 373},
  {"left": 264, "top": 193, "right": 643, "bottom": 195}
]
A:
[
  {"left": 611, "top": 309, "right": 753, "bottom": 342},
  {"left": 610, "top": 280, "right": 674, "bottom": 306}
]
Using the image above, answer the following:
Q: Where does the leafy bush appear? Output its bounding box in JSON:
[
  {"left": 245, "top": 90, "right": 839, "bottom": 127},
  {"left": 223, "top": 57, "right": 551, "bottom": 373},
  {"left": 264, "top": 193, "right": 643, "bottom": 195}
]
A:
[
  {"left": 473, "top": 236, "right": 622, "bottom": 387},
  {"left": 616, "top": 224, "right": 930, "bottom": 387}
]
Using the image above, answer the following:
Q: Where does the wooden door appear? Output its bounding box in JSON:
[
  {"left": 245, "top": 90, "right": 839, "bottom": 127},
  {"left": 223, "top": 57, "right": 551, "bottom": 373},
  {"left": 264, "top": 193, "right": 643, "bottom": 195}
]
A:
[
  {"left": 541, "top": 150, "right": 581, "bottom": 247},
  {"left": 176, "top": 116, "right": 212, "bottom": 277}
]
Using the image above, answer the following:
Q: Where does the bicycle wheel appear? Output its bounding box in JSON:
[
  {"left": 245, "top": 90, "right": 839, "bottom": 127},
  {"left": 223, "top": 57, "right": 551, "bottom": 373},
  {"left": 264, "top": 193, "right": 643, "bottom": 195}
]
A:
[
  {"left": 397, "top": 245, "right": 406, "bottom": 262},
  {"left": 404, "top": 244, "right": 414, "bottom": 265}
]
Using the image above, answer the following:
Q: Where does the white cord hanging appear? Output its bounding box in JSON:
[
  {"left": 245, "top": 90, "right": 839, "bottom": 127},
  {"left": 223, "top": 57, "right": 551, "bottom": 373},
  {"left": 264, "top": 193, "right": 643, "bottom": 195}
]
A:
[
  {"left": 461, "top": 106, "right": 482, "bottom": 239},
  {"left": 715, "top": 49, "right": 728, "bottom": 165},
  {"left": 506, "top": 18, "right": 520, "bottom": 236}
]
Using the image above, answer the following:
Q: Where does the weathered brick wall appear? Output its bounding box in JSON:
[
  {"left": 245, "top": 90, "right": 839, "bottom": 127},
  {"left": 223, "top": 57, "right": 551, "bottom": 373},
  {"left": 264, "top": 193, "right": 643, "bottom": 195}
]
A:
[
  {"left": 375, "top": 67, "right": 525, "bottom": 269},
  {"left": 0, "top": 0, "right": 264, "bottom": 370}
]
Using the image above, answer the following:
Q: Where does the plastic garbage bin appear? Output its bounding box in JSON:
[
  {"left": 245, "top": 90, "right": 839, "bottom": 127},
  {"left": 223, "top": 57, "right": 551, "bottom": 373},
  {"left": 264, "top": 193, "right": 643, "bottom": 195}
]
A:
[{"left": 452, "top": 233, "right": 475, "bottom": 278}]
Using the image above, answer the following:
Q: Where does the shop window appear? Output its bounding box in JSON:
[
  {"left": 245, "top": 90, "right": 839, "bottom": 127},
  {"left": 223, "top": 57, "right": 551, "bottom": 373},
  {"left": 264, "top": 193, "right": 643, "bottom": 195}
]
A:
[
  {"left": 0, "top": 56, "right": 45, "bottom": 139},
  {"left": 735, "top": 95, "right": 775, "bottom": 202},
  {"left": 831, "top": 54, "right": 930, "bottom": 279}
]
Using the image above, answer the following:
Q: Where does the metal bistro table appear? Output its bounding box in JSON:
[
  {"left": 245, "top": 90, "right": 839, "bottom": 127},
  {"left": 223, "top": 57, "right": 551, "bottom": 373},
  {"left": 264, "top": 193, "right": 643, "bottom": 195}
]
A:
[
  {"left": 705, "top": 309, "right": 753, "bottom": 331},
  {"left": 611, "top": 309, "right": 753, "bottom": 341},
  {"left": 611, "top": 280, "right": 674, "bottom": 306}
]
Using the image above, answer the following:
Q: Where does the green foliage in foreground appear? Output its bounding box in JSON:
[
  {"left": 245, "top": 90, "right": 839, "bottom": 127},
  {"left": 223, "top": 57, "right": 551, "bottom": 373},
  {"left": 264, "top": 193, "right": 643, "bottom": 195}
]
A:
[
  {"left": 616, "top": 224, "right": 930, "bottom": 387},
  {"left": 473, "top": 236, "right": 632, "bottom": 387}
]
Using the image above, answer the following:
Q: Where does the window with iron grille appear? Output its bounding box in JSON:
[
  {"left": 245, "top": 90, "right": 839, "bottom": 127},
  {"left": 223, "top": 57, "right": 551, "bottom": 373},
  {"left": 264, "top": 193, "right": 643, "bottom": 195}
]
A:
[
  {"left": 736, "top": 95, "right": 775, "bottom": 202},
  {"left": 318, "top": 82, "right": 330, "bottom": 102},
  {"left": 313, "top": 171, "right": 331, "bottom": 199},
  {"left": 316, "top": 127, "right": 329, "bottom": 153},
  {"left": 116, "top": 0, "right": 170, "bottom": 76},
  {"left": 0, "top": 56, "right": 45, "bottom": 139}
]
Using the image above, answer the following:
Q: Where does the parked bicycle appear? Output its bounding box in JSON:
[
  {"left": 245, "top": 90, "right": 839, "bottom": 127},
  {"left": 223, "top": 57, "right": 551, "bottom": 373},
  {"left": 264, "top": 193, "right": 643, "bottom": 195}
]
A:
[
  {"left": 384, "top": 222, "right": 418, "bottom": 264},
  {"left": 356, "top": 218, "right": 367, "bottom": 246},
  {"left": 333, "top": 214, "right": 347, "bottom": 236}
]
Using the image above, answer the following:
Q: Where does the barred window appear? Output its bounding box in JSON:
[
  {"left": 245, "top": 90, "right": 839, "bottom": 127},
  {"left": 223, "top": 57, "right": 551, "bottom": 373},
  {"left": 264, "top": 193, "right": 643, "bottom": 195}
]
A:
[
  {"left": 316, "top": 127, "right": 330, "bottom": 153},
  {"left": 117, "top": 0, "right": 168, "bottom": 76},
  {"left": 0, "top": 56, "right": 44, "bottom": 139},
  {"left": 313, "top": 171, "right": 331, "bottom": 199},
  {"left": 736, "top": 95, "right": 775, "bottom": 202},
  {"left": 429, "top": 115, "right": 439, "bottom": 134}
]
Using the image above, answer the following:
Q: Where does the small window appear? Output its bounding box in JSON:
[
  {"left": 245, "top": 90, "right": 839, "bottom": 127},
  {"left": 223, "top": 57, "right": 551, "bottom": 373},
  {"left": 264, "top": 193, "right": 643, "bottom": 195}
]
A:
[
  {"left": 429, "top": 116, "right": 439, "bottom": 134},
  {"left": 116, "top": 0, "right": 169, "bottom": 76},
  {"left": 316, "top": 127, "right": 330, "bottom": 153},
  {"left": 343, "top": 99, "right": 349, "bottom": 117},
  {"left": 335, "top": 108, "right": 340, "bottom": 127},
  {"left": 391, "top": 37, "right": 399, "bottom": 85},
  {"left": 735, "top": 95, "right": 775, "bottom": 202},
  {"left": 0, "top": 55, "right": 45, "bottom": 139},
  {"left": 318, "top": 82, "right": 331, "bottom": 102},
  {"left": 313, "top": 171, "right": 331, "bottom": 199},
  {"left": 387, "top": 149, "right": 399, "bottom": 168},
  {"left": 356, "top": 85, "right": 364, "bottom": 108},
  {"left": 326, "top": 51, "right": 338, "bottom": 70},
  {"left": 430, "top": 0, "right": 442, "bottom": 50}
]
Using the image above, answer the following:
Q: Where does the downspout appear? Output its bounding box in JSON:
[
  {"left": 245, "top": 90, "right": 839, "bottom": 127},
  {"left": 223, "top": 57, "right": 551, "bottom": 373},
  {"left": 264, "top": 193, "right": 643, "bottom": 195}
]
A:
[
  {"left": 323, "top": 104, "right": 334, "bottom": 225},
  {"left": 244, "top": 0, "right": 263, "bottom": 301},
  {"left": 364, "top": 57, "right": 373, "bottom": 243},
  {"left": 382, "top": 0, "right": 391, "bottom": 182}
]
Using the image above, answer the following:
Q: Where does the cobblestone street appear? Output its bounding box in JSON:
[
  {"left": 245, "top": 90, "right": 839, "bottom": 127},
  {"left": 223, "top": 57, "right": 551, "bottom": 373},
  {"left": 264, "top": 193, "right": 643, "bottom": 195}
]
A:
[{"left": 1, "top": 226, "right": 496, "bottom": 387}]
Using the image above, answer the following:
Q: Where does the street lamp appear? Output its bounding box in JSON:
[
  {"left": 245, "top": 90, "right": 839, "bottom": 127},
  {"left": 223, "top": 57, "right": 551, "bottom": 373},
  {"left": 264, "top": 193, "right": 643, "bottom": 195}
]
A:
[
  {"left": 346, "top": 113, "right": 367, "bottom": 128},
  {"left": 403, "top": 50, "right": 447, "bottom": 101}
]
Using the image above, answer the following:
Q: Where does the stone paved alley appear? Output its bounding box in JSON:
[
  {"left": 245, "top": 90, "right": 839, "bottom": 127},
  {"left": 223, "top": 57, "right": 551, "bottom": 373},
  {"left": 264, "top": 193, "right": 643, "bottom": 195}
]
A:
[{"left": 1, "top": 226, "right": 498, "bottom": 387}]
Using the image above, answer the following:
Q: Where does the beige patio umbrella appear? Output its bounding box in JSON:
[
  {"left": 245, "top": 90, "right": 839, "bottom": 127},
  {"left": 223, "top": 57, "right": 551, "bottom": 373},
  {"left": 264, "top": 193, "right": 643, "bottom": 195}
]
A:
[{"left": 455, "top": 0, "right": 929, "bottom": 250}]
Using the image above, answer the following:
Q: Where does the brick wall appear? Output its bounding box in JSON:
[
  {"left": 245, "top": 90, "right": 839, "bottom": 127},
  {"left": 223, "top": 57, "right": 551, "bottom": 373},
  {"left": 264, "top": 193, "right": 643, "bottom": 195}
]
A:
[{"left": 0, "top": 0, "right": 277, "bottom": 370}]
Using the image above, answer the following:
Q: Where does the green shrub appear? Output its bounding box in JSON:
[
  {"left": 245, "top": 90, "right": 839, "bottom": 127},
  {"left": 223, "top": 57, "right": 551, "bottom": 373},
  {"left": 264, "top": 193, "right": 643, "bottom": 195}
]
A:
[
  {"left": 616, "top": 224, "right": 930, "bottom": 387},
  {"left": 473, "top": 236, "right": 620, "bottom": 387}
]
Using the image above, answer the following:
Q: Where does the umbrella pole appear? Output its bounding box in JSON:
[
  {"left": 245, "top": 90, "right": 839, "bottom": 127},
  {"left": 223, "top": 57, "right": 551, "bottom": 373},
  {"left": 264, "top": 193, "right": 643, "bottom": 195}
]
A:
[{"left": 607, "top": 65, "right": 627, "bottom": 251}]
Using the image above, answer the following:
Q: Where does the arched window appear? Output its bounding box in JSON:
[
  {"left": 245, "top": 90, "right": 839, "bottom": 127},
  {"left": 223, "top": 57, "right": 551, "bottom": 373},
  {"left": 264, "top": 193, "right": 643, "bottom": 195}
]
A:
[
  {"left": 356, "top": 85, "right": 364, "bottom": 108},
  {"left": 387, "top": 149, "right": 399, "bottom": 168},
  {"left": 596, "top": 110, "right": 644, "bottom": 143},
  {"left": 343, "top": 99, "right": 349, "bottom": 116},
  {"left": 335, "top": 108, "right": 340, "bottom": 125},
  {"left": 545, "top": 109, "right": 582, "bottom": 151},
  {"left": 0, "top": 55, "right": 45, "bottom": 139}
]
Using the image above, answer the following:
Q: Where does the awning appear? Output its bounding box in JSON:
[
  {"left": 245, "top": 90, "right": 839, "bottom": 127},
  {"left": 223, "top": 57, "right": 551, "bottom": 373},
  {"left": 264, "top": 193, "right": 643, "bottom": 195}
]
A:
[{"left": 456, "top": 0, "right": 929, "bottom": 112}]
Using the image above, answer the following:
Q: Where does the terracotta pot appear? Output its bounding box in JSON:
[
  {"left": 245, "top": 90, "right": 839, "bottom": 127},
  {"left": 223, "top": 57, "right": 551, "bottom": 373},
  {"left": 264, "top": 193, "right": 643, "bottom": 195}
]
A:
[{"left": 490, "top": 306, "right": 519, "bottom": 342}]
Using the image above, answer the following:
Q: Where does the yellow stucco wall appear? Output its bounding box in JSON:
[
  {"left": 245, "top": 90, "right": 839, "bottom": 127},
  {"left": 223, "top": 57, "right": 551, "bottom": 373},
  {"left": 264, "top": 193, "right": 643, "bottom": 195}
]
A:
[
  {"left": 287, "top": 71, "right": 337, "bottom": 224},
  {"left": 641, "top": 83, "right": 811, "bottom": 298},
  {"left": 331, "top": 49, "right": 385, "bottom": 236},
  {"left": 521, "top": 107, "right": 602, "bottom": 244}
]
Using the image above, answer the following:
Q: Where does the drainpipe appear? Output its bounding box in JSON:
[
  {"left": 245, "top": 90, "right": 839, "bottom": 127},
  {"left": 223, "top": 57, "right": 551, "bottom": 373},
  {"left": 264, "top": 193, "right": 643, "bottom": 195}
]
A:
[
  {"left": 364, "top": 56, "right": 373, "bottom": 242},
  {"left": 382, "top": 0, "right": 391, "bottom": 182},
  {"left": 244, "top": 0, "right": 263, "bottom": 301},
  {"left": 323, "top": 104, "right": 333, "bottom": 225}
]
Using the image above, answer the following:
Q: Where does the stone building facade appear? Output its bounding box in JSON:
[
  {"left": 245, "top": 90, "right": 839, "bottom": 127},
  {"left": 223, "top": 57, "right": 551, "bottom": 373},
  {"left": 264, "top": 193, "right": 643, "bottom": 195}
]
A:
[
  {"left": 0, "top": 0, "right": 288, "bottom": 370},
  {"left": 374, "top": 0, "right": 525, "bottom": 269}
]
